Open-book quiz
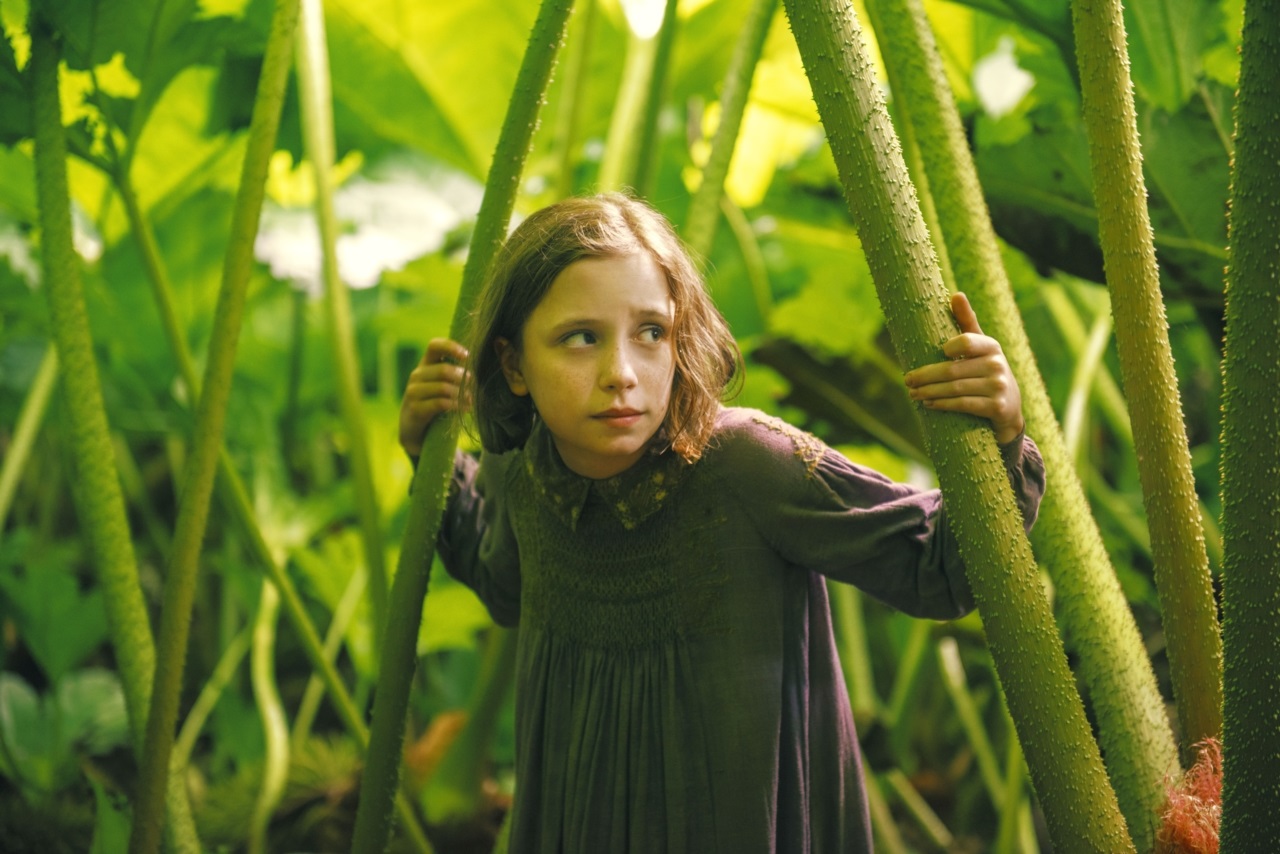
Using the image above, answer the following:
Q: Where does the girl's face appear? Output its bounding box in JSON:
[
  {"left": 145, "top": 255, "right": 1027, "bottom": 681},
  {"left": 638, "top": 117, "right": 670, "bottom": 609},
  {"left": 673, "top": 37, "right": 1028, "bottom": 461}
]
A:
[{"left": 496, "top": 251, "right": 676, "bottom": 479}]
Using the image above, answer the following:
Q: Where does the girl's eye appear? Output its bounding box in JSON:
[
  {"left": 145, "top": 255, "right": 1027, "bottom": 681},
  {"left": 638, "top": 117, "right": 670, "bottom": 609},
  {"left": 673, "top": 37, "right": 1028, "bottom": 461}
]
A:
[
  {"left": 640, "top": 325, "right": 666, "bottom": 342},
  {"left": 562, "top": 330, "right": 596, "bottom": 346}
]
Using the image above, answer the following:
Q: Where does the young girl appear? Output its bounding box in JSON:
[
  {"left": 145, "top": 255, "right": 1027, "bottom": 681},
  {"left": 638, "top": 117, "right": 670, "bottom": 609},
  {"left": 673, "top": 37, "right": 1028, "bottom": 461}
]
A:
[{"left": 399, "top": 194, "right": 1044, "bottom": 853}]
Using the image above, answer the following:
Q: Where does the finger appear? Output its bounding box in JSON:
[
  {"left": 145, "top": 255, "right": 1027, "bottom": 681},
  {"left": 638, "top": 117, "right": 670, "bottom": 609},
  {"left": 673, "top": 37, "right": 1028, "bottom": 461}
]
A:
[
  {"left": 941, "top": 332, "right": 1003, "bottom": 360},
  {"left": 951, "top": 292, "right": 983, "bottom": 336},
  {"left": 908, "top": 375, "right": 1006, "bottom": 402},
  {"left": 426, "top": 338, "right": 469, "bottom": 365},
  {"left": 408, "top": 363, "right": 467, "bottom": 387},
  {"left": 905, "top": 353, "right": 1002, "bottom": 387},
  {"left": 918, "top": 395, "right": 999, "bottom": 419}
]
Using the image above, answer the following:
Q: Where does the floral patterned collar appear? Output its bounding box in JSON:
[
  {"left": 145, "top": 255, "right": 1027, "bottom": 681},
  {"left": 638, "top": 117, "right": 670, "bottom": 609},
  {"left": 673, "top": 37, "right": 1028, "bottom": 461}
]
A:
[{"left": 520, "top": 419, "right": 691, "bottom": 531}]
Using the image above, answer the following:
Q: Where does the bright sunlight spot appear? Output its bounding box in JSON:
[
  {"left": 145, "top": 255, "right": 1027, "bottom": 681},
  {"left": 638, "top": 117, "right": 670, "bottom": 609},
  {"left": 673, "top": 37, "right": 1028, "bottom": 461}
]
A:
[{"left": 972, "top": 36, "right": 1034, "bottom": 119}]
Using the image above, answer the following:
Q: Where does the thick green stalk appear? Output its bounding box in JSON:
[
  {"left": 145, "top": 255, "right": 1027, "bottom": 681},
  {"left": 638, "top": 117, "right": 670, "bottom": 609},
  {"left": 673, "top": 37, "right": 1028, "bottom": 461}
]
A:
[
  {"left": 0, "top": 345, "right": 57, "bottom": 528},
  {"left": 29, "top": 23, "right": 200, "bottom": 853},
  {"left": 683, "top": 0, "right": 776, "bottom": 259},
  {"left": 349, "top": 2, "right": 575, "bottom": 849},
  {"left": 129, "top": 2, "right": 301, "bottom": 851},
  {"left": 30, "top": 17, "right": 156, "bottom": 761},
  {"left": 296, "top": 0, "right": 388, "bottom": 639},
  {"left": 421, "top": 628, "right": 519, "bottom": 823},
  {"left": 113, "top": 163, "right": 383, "bottom": 774},
  {"left": 1219, "top": 0, "right": 1280, "bottom": 846},
  {"left": 631, "top": 0, "right": 680, "bottom": 196},
  {"left": 781, "top": 1, "right": 1133, "bottom": 849},
  {"left": 865, "top": 0, "right": 1178, "bottom": 842},
  {"left": 1070, "top": 0, "right": 1222, "bottom": 758},
  {"left": 247, "top": 583, "right": 288, "bottom": 854}
]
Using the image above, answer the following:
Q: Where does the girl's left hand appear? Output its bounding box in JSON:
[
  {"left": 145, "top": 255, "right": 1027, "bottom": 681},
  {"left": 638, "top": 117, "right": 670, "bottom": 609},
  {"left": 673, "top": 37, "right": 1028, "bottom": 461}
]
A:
[{"left": 903, "top": 292, "right": 1026, "bottom": 445}]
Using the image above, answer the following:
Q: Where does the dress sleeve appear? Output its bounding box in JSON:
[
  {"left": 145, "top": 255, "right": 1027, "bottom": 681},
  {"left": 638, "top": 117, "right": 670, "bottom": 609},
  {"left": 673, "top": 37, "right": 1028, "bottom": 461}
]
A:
[
  {"left": 724, "top": 414, "right": 1045, "bottom": 620},
  {"left": 435, "top": 450, "right": 522, "bottom": 627}
]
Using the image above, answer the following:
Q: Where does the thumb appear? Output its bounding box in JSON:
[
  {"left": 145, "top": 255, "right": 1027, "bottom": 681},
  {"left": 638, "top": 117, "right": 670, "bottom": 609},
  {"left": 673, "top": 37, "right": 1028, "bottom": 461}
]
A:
[{"left": 951, "top": 291, "right": 983, "bottom": 336}]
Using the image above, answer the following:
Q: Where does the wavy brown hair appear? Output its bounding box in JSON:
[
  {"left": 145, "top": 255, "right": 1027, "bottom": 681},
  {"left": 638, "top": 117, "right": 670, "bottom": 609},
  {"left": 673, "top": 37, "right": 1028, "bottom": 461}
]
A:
[{"left": 467, "top": 193, "right": 741, "bottom": 463}]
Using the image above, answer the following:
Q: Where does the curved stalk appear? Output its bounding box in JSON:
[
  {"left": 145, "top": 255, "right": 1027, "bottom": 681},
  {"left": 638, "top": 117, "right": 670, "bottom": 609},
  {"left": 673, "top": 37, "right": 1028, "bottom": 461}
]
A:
[
  {"left": 1071, "top": 0, "right": 1222, "bottom": 759},
  {"left": 296, "top": 0, "right": 388, "bottom": 641},
  {"left": 129, "top": 2, "right": 302, "bottom": 850},
  {"left": 1219, "top": 0, "right": 1280, "bottom": 846},
  {"left": 684, "top": 0, "right": 777, "bottom": 259},
  {"left": 781, "top": 0, "right": 1133, "bottom": 849},
  {"left": 864, "top": 0, "right": 1178, "bottom": 841},
  {"left": 0, "top": 345, "right": 57, "bottom": 529},
  {"left": 248, "top": 583, "right": 289, "bottom": 854},
  {"left": 349, "top": 1, "right": 575, "bottom": 849}
]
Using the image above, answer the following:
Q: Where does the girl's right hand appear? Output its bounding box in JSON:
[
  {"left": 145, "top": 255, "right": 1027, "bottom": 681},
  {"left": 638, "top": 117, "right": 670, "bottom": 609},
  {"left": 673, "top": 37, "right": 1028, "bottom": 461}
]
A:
[{"left": 399, "top": 338, "right": 469, "bottom": 457}]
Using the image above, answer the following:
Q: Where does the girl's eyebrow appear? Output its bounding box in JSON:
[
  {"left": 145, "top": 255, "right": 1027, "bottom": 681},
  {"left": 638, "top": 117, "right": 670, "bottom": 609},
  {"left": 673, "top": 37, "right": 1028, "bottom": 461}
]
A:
[{"left": 545, "top": 307, "right": 673, "bottom": 337}]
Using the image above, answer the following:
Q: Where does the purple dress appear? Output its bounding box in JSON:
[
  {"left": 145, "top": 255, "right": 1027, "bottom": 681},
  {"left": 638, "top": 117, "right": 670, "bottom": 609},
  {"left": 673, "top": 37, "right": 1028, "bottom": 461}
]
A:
[{"left": 438, "top": 406, "right": 1046, "bottom": 853}]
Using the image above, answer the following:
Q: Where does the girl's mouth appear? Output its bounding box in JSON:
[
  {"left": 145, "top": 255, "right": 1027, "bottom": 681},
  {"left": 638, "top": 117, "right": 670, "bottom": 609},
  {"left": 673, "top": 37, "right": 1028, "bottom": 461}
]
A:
[{"left": 594, "top": 408, "right": 643, "bottom": 427}]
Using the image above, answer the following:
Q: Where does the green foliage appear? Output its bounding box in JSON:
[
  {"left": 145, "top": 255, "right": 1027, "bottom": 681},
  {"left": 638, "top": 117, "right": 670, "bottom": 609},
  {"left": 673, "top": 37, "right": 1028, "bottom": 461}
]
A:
[{"left": 0, "top": 669, "right": 128, "bottom": 796}]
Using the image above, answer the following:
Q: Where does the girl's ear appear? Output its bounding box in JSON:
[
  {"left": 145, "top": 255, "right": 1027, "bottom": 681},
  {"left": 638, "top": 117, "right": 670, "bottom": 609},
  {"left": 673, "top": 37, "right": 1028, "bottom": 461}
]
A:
[{"left": 495, "top": 337, "right": 528, "bottom": 396}]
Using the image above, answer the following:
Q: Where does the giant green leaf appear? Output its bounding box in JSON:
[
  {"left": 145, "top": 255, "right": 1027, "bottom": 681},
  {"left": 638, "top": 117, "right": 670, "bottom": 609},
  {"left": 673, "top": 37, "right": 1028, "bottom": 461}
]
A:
[{"left": 328, "top": 0, "right": 537, "bottom": 177}]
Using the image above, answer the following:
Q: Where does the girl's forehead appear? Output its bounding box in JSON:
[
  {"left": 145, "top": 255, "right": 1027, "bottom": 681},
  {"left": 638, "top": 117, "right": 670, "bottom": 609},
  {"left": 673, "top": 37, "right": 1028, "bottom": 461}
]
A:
[{"left": 529, "top": 252, "right": 673, "bottom": 316}]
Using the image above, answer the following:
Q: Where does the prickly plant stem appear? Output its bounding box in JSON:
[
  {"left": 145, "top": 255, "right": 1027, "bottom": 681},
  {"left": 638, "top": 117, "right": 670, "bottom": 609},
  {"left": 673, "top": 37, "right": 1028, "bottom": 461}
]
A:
[
  {"left": 0, "top": 344, "right": 57, "bottom": 528},
  {"left": 1219, "top": 0, "right": 1280, "bottom": 846},
  {"left": 349, "top": 1, "right": 575, "bottom": 850},
  {"left": 1071, "top": 0, "right": 1222, "bottom": 761},
  {"left": 866, "top": 0, "right": 1179, "bottom": 841},
  {"left": 128, "top": 1, "right": 301, "bottom": 850},
  {"left": 781, "top": 0, "right": 1134, "bottom": 848}
]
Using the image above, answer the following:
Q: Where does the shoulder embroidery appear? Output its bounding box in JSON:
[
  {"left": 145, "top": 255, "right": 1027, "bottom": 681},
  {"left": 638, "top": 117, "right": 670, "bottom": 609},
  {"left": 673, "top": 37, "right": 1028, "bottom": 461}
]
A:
[{"left": 751, "top": 414, "right": 825, "bottom": 478}]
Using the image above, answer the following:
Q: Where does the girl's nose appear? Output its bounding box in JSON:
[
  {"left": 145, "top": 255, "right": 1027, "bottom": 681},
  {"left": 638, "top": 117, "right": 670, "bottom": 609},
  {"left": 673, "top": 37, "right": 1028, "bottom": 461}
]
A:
[{"left": 600, "top": 344, "right": 638, "bottom": 391}]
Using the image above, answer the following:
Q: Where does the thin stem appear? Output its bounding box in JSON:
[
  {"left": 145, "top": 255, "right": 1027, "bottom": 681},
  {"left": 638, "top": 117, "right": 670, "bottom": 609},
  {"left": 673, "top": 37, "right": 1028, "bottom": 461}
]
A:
[
  {"left": 883, "top": 769, "right": 954, "bottom": 849},
  {"left": 290, "top": 565, "right": 366, "bottom": 750},
  {"left": 597, "top": 29, "right": 657, "bottom": 191},
  {"left": 684, "top": 0, "right": 777, "bottom": 258},
  {"left": 551, "top": 0, "right": 598, "bottom": 199},
  {"left": 350, "top": 1, "right": 576, "bottom": 849},
  {"left": 937, "top": 637, "right": 1003, "bottom": 805},
  {"left": 826, "top": 581, "right": 878, "bottom": 720},
  {"left": 631, "top": 0, "right": 680, "bottom": 196},
  {"left": 719, "top": 195, "right": 773, "bottom": 324},
  {"left": 130, "top": 1, "right": 302, "bottom": 850},
  {"left": 296, "top": 0, "right": 388, "bottom": 641},
  {"left": 0, "top": 345, "right": 58, "bottom": 529},
  {"left": 1062, "top": 310, "right": 1113, "bottom": 467},
  {"left": 248, "top": 583, "right": 289, "bottom": 854},
  {"left": 172, "top": 626, "right": 253, "bottom": 771}
]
